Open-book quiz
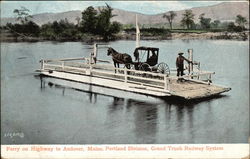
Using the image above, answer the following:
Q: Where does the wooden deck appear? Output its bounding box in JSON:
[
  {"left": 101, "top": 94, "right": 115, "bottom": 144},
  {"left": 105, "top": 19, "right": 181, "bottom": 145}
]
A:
[
  {"left": 37, "top": 59, "right": 231, "bottom": 100},
  {"left": 167, "top": 78, "right": 230, "bottom": 100}
]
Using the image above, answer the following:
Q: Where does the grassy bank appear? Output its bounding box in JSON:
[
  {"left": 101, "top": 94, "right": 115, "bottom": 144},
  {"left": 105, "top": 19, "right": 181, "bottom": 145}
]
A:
[{"left": 1, "top": 29, "right": 249, "bottom": 42}]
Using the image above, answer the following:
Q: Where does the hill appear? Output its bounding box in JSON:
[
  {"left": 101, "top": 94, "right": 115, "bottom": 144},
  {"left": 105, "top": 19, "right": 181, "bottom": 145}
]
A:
[{"left": 0, "top": 2, "right": 249, "bottom": 26}]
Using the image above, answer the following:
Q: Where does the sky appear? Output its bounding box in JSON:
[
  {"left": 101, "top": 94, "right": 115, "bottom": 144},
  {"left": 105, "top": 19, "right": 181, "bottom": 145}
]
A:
[{"left": 0, "top": 1, "right": 224, "bottom": 18}]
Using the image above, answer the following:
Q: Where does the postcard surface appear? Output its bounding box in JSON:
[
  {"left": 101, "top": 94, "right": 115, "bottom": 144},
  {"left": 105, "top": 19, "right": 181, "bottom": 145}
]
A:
[{"left": 1, "top": 1, "right": 249, "bottom": 158}]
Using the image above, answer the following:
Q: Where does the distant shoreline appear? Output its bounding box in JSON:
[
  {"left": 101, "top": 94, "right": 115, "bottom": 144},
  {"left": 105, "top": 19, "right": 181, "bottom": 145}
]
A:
[{"left": 1, "top": 31, "right": 249, "bottom": 42}]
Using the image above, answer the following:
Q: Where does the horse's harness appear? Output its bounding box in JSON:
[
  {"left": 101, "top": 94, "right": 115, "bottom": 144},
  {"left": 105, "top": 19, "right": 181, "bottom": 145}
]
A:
[{"left": 110, "top": 52, "right": 131, "bottom": 65}]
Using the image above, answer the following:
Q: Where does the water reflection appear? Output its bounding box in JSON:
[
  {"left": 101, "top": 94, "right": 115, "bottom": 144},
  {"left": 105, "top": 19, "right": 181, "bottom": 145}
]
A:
[
  {"left": 40, "top": 75, "right": 45, "bottom": 90},
  {"left": 123, "top": 99, "right": 159, "bottom": 143},
  {"left": 108, "top": 97, "right": 125, "bottom": 113},
  {"left": 38, "top": 75, "right": 161, "bottom": 143},
  {"left": 181, "top": 39, "right": 191, "bottom": 43},
  {"left": 106, "top": 97, "right": 159, "bottom": 143},
  {"left": 36, "top": 75, "right": 230, "bottom": 144},
  {"left": 133, "top": 103, "right": 158, "bottom": 143},
  {"left": 88, "top": 84, "right": 97, "bottom": 104}
]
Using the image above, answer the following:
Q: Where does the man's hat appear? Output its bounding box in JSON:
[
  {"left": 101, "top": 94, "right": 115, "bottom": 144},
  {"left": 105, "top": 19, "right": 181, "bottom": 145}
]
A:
[{"left": 178, "top": 52, "right": 184, "bottom": 55}]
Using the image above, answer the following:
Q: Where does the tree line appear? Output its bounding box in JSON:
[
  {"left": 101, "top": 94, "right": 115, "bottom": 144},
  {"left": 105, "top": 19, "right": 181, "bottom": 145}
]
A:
[
  {"left": 3, "top": 4, "right": 122, "bottom": 40},
  {"left": 1, "top": 5, "right": 248, "bottom": 41},
  {"left": 162, "top": 9, "right": 248, "bottom": 32}
]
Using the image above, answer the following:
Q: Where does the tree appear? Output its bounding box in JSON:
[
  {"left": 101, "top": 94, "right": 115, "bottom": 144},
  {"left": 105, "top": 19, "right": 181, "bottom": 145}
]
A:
[
  {"left": 199, "top": 13, "right": 211, "bottom": 29},
  {"left": 40, "top": 23, "right": 55, "bottom": 39},
  {"left": 109, "top": 21, "right": 122, "bottom": 34},
  {"left": 58, "top": 19, "right": 77, "bottom": 38},
  {"left": 211, "top": 20, "right": 221, "bottom": 28},
  {"left": 81, "top": 6, "right": 98, "bottom": 33},
  {"left": 24, "top": 21, "right": 40, "bottom": 36},
  {"left": 162, "top": 11, "right": 177, "bottom": 30},
  {"left": 96, "top": 4, "right": 119, "bottom": 39},
  {"left": 80, "top": 4, "right": 121, "bottom": 39},
  {"left": 40, "top": 19, "right": 78, "bottom": 39},
  {"left": 180, "top": 10, "right": 195, "bottom": 29},
  {"left": 9, "top": 7, "right": 40, "bottom": 36},
  {"left": 13, "top": 6, "right": 32, "bottom": 24},
  {"left": 52, "top": 21, "right": 61, "bottom": 35},
  {"left": 227, "top": 22, "right": 236, "bottom": 32},
  {"left": 235, "top": 14, "right": 247, "bottom": 30}
]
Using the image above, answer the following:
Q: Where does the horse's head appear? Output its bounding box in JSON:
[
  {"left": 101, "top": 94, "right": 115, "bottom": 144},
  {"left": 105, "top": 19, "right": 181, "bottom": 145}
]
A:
[{"left": 107, "top": 47, "right": 113, "bottom": 56}]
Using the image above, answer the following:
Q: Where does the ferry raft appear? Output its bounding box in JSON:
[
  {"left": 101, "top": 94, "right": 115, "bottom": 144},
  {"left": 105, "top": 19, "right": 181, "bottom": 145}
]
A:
[{"left": 36, "top": 44, "right": 231, "bottom": 100}]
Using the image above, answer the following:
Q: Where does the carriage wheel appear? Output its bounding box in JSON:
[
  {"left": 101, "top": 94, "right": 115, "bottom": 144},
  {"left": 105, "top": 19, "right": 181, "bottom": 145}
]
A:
[
  {"left": 128, "top": 64, "right": 136, "bottom": 75},
  {"left": 139, "top": 63, "right": 152, "bottom": 72},
  {"left": 129, "top": 64, "right": 135, "bottom": 70},
  {"left": 157, "top": 62, "right": 170, "bottom": 76}
]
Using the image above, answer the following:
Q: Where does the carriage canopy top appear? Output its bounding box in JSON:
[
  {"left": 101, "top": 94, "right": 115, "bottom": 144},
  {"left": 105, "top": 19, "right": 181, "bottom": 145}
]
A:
[
  {"left": 134, "top": 47, "right": 159, "bottom": 52},
  {"left": 133, "top": 46, "right": 160, "bottom": 66}
]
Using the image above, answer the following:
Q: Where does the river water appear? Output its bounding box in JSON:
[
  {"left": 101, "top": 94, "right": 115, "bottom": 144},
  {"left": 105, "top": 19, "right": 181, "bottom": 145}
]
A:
[{"left": 1, "top": 40, "right": 249, "bottom": 144}]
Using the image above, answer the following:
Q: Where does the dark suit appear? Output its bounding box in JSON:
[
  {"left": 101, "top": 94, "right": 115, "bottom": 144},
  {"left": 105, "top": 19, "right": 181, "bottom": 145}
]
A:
[{"left": 176, "top": 55, "right": 190, "bottom": 76}]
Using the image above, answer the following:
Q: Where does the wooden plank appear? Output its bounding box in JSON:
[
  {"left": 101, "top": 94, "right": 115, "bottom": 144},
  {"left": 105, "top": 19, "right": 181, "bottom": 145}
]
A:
[
  {"left": 40, "top": 70, "right": 170, "bottom": 97},
  {"left": 91, "top": 70, "right": 166, "bottom": 89},
  {"left": 184, "top": 78, "right": 210, "bottom": 85},
  {"left": 44, "top": 57, "right": 86, "bottom": 62},
  {"left": 126, "top": 74, "right": 164, "bottom": 83},
  {"left": 168, "top": 79, "right": 231, "bottom": 99}
]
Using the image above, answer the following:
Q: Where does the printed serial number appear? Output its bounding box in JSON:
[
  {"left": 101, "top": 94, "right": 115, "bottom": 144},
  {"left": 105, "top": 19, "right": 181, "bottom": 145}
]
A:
[{"left": 4, "top": 132, "right": 24, "bottom": 138}]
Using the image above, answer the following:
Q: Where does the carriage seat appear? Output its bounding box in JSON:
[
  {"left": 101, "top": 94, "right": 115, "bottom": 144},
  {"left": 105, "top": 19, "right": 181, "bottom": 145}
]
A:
[{"left": 147, "top": 54, "right": 157, "bottom": 66}]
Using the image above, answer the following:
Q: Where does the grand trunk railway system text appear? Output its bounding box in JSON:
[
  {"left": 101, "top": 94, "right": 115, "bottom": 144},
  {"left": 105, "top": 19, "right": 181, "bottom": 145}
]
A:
[{"left": 6, "top": 145, "right": 223, "bottom": 152}]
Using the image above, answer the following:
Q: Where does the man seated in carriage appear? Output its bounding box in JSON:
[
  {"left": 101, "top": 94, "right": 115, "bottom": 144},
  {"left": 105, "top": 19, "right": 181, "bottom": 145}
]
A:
[{"left": 147, "top": 51, "right": 157, "bottom": 66}]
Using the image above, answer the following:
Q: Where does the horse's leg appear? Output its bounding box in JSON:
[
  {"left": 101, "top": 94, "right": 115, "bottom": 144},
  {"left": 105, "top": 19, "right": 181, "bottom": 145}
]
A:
[
  {"left": 117, "top": 63, "right": 121, "bottom": 73},
  {"left": 125, "top": 64, "right": 131, "bottom": 75},
  {"left": 126, "top": 64, "right": 130, "bottom": 69},
  {"left": 114, "top": 62, "right": 117, "bottom": 73}
]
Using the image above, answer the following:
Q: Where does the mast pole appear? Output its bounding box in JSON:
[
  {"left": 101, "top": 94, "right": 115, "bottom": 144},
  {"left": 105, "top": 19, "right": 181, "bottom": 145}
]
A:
[{"left": 136, "top": 14, "right": 140, "bottom": 48}]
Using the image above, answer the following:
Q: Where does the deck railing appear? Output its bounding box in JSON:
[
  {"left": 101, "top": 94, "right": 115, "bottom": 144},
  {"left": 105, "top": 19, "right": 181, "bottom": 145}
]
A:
[
  {"left": 40, "top": 58, "right": 171, "bottom": 91},
  {"left": 40, "top": 57, "right": 214, "bottom": 91}
]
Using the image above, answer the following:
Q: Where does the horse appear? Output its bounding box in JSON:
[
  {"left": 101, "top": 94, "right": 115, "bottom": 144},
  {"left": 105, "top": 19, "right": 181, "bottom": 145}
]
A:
[{"left": 107, "top": 47, "right": 132, "bottom": 69}]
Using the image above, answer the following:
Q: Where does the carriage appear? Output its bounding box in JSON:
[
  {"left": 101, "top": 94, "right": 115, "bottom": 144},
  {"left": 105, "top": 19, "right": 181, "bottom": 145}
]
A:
[
  {"left": 107, "top": 46, "right": 171, "bottom": 76},
  {"left": 132, "top": 47, "right": 170, "bottom": 76}
]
